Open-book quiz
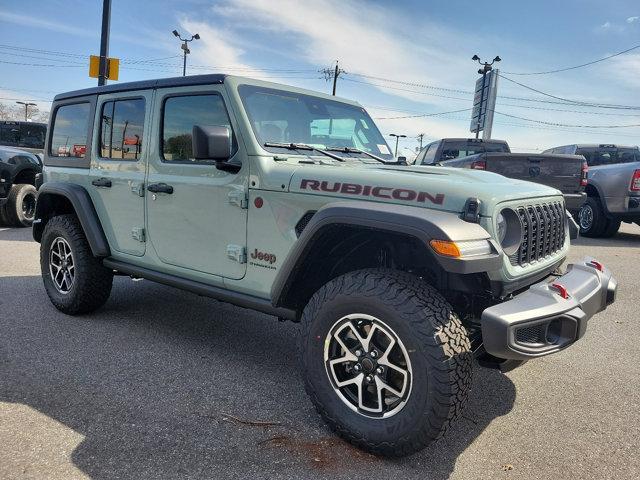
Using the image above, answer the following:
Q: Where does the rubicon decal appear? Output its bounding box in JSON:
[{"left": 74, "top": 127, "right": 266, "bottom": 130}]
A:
[{"left": 300, "top": 179, "right": 445, "bottom": 205}]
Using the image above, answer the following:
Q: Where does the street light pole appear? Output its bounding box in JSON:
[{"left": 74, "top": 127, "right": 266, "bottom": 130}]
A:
[
  {"left": 471, "top": 54, "right": 501, "bottom": 139},
  {"left": 98, "top": 0, "right": 111, "bottom": 86},
  {"left": 173, "top": 30, "right": 200, "bottom": 76},
  {"left": 389, "top": 133, "right": 406, "bottom": 157},
  {"left": 417, "top": 133, "right": 425, "bottom": 150},
  {"left": 16, "top": 101, "right": 37, "bottom": 121}
]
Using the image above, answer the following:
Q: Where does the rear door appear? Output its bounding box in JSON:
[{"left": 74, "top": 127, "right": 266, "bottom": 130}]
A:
[
  {"left": 484, "top": 153, "right": 584, "bottom": 193},
  {"left": 89, "top": 91, "right": 151, "bottom": 257}
]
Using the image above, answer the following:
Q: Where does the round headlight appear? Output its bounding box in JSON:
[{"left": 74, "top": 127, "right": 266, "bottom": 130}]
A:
[
  {"left": 496, "top": 212, "right": 507, "bottom": 243},
  {"left": 496, "top": 208, "right": 523, "bottom": 255}
]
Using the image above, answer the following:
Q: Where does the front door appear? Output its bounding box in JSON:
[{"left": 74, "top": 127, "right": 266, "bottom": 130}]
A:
[
  {"left": 89, "top": 91, "right": 151, "bottom": 256},
  {"left": 145, "top": 86, "right": 248, "bottom": 280}
]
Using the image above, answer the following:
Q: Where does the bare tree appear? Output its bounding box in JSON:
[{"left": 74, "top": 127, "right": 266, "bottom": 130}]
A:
[{"left": 0, "top": 102, "right": 13, "bottom": 120}]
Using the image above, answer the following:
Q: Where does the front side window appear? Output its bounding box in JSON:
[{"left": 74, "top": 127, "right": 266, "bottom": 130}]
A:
[
  {"left": 162, "top": 94, "right": 235, "bottom": 162},
  {"left": 239, "top": 84, "right": 394, "bottom": 161},
  {"left": 100, "top": 98, "right": 145, "bottom": 160},
  {"left": 422, "top": 143, "right": 438, "bottom": 164},
  {"left": 50, "top": 103, "right": 90, "bottom": 158}
]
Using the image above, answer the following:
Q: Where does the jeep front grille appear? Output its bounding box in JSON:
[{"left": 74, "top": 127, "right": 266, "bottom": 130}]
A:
[{"left": 509, "top": 201, "right": 566, "bottom": 267}]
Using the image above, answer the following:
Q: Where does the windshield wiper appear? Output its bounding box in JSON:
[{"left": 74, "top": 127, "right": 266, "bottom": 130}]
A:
[
  {"left": 326, "top": 146, "right": 391, "bottom": 164},
  {"left": 264, "top": 142, "right": 345, "bottom": 162}
]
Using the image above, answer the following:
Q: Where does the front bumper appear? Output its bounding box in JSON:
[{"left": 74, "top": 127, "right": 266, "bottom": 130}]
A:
[{"left": 481, "top": 257, "right": 617, "bottom": 360}]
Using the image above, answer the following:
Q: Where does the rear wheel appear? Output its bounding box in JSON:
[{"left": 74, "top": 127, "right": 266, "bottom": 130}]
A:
[
  {"left": 578, "top": 197, "right": 607, "bottom": 237},
  {"left": 5, "top": 184, "right": 37, "bottom": 227},
  {"left": 299, "top": 269, "right": 473, "bottom": 457},
  {"left": 41, "top": 214, "right": 113, "bottom": 314}
]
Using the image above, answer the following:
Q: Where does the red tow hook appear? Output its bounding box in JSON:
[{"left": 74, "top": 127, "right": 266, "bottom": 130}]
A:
[
  {"left": 551, "top": 283, "right": 570, "bottom": 299},
  {"left": 589, "top": 260, "right": 604, "bottom": 272}
]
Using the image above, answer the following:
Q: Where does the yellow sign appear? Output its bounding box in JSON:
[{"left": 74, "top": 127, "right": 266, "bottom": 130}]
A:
[{"left": 89, "top": 55, "right": 119, "bottom": 81}]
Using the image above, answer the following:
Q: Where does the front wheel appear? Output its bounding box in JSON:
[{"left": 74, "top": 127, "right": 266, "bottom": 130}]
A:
[{"left": 299, "top": 269, "right": 473, "bottom": 457}]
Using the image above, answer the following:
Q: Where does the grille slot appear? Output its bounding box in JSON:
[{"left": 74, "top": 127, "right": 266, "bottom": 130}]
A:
[
  {"left": 515, "top": 324, "right": 547, "bottom": 345},
  {"left": 510, "top": 200, "right": 565, "bottom": 267}
]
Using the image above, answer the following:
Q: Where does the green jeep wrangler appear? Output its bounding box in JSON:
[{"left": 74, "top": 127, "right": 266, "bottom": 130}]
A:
[{"left": 34, "top": 74, "right": 617, "bottom": 456}]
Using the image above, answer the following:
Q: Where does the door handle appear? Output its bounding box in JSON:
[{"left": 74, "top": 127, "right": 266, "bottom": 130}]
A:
[
  {"left": 91, "top": 177, "right": 112, "bottom": 188},
  {"left": 147, "top": 183, "right": 174, "bottom": 194}
]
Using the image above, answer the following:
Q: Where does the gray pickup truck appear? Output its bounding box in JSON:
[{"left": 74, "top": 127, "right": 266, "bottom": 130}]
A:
[
  {"left": 543, "top": 144, "right": 640, "bottom": 237},
  {"left": 415, "top": 138, "right": 587, "bottom": 212}
]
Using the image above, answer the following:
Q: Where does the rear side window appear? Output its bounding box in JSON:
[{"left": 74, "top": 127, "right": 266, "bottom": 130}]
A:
[
  {"left": 50, "top": 103, "right": 91, "bottom": 158},
  {"left": 576, "top": 148, "right": 639, "bottom": 166},
  {"left": 162, "top": 94, "right": 235, "bottom": 162},
  {"left": 100, "top": 98, "right": 145, "bottom": 160}
]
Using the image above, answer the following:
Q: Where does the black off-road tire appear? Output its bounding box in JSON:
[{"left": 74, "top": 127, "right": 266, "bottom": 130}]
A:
[
  {"left": 602, "top": 219, "right": 621, "bottom": 238},
  {"left": 578, "top": 197, "right": 607, "bottom": 237},
  {"left": 0, "top": 203, "right": 10, "bottom": 226},
  {"left": 299, "top": 268, "right": 473, "bottom": 457},
  {"left": 5, "top": 183, "right": 38, "bottom": 227},
  {"left": 40, "top": 214, "right": 113, "bottom": 315}
]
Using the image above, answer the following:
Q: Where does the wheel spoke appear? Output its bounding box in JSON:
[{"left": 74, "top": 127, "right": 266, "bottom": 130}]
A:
[{"left": 375, "top": 376, "right": 405, "bottom": 398}]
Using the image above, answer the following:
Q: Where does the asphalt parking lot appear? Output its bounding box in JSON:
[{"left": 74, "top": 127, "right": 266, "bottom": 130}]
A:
[{"left": 1, "top": 224, "right": 639, "bottom": 480}]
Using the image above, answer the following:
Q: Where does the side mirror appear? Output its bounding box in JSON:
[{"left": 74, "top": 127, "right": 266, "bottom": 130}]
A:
[
  {"left": 397, "top": 156, "right": 407, "bottom": 165},
  {"left": 192, "top": 125, "right": 240, "bottom": 173}
]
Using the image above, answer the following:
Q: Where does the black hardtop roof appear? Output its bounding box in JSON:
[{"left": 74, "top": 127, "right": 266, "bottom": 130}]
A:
[{"left": 54, "top": 74, "right": 227, "bottom": 101}]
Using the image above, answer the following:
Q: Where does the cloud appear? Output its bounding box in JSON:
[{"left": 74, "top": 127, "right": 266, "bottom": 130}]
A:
[
  {"left": 627, "top": 16, "right": 639, "bottom": 24},
  {"left": 0, "top": 10, "right": 93, "bottom": 37},
  {"left": 600, "top": 21, "right": 612, "bottom": 29}
]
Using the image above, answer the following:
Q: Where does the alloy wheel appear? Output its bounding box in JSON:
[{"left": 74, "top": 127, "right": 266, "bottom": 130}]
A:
[
  {"left": 324, "top": 314, "right": 412, "bottom": 418},
  {"left": 49, "top": 237, "right": 75, "bottom": 294},
  {"left": 579, "top": 204, "right": 593, "bottom": 231}
]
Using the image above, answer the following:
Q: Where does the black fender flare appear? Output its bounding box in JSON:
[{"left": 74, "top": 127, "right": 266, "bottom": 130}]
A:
[
  {"left": 271, "top": 201, "right": 502, "bottom": 307},
  {"left": 32, "top": 182, "right": 110, "bottom": 257}
]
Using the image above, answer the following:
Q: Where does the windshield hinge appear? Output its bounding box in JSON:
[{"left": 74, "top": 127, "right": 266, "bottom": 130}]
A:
[
  {"left": 226, "top": 244, "right": 247, "bottom": 264},
  {"left": 228, "top": 185, "right": 248, "bottom": 209},
  {"left": 131, "top": 227, "right": 146, "bottom": 242},
  {"left": 131, "top": 182, "right": 145, "bottom": 197}
]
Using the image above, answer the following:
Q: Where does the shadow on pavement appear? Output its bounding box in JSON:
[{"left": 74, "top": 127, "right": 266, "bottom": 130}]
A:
[
  {"left": 0, "top": 226, "right": 34, "bottom": 242},
  {"left": 0, "top": 274, "right": 516, "bottom": 479}
]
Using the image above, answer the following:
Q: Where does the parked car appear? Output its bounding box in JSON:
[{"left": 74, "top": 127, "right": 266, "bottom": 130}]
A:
[
  {"left": 543, "top": 144, "right": 640, "bottom": 237},
  {"left": 0, "top": 120, "right": 47, "bottom": 155},
  {"left": 33, "top": 75, "right": 616, "bottom": 456},
  {"left": 0, "top": 145, "right": 41, "bottom": 227},
  {"left": 415, "top": 138, "right": 587, "bottom": 212}
]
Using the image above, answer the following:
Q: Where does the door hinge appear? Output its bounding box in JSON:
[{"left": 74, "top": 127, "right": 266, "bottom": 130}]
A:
[
  {"left": 131, "top": 182, "right": 145, "bottom": 197},
  {"left": 227, "top": 186, "right": 248, "bottom": 209},
  {"left": 226, "top": 244, "right": 246, "bottom": 264},
  {"left": 132, "top": 227, "right": 146, "bottom": 242}
]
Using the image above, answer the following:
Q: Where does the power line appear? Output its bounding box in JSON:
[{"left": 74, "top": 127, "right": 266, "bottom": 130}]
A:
[
  {"left": 498, "top": 73, "right": 640, "bottom": 110},
  {"left": 346, "top": 72, "right": 474, "bottom": 95},
  {"left": 503, "top": 44, "right": 640, "bottom": 75},
  {"left": 493, "top": 110, "right": 640, "bottom": 128},
  {"left": 374, "top": 107, "right": 473, "bottom": 120}
]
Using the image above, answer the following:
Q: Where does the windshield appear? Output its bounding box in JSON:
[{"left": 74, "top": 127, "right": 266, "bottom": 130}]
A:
[
  {"left": 238, "top": 84, "right": 394, "bottom": 161},
  {"left": 575, "top": 147, "right": 640, "bottom": 166},
  {"left": 0, "top": 122, "right": 46, "bottom": 150},
  {"left": 439, "top": 141, "right": 509, "bottom": 161}
]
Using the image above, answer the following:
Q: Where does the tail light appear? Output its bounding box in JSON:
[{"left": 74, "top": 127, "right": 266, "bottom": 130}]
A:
[
  {"left": 471, "top": 160, "right": 486, "bottom": 170},
  {"left": 580, "top": 161, "right": 588, "bottom": 187},
  {"left": 630, "top": 169, "right": 640, "bottom": 191}
]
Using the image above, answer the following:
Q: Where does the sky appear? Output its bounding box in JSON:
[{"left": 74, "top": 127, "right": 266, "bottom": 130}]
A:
[{"left": 1, "top": 0, "right": 639, "bottom": 156}]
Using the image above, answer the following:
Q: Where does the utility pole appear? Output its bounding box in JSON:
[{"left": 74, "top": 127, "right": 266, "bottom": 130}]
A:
[
  {"left": 470, "top": 55, "right": 500, "bottom": 139},
  {"left": 173, "top": 30, "right": 200, "bottom": 76},
  {"left": 389, "top": 133, "right": 406, "bottom": 157},
  {"left": 416, "top": 133, "right": 425, "bottom": 150},
  {"left": 321, "top": 61, "right": 345, "bottom": 96},
  {"left": 98, "top": 0, "right": 111, "bottom": 86},
  {"left": 15, "top": 101, "right": 36, "bottom": 121}
]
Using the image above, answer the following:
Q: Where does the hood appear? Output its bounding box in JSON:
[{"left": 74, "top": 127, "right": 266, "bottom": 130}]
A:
[{"left": 288, "top": 163, "right": 562, "bottom": 215}]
